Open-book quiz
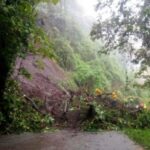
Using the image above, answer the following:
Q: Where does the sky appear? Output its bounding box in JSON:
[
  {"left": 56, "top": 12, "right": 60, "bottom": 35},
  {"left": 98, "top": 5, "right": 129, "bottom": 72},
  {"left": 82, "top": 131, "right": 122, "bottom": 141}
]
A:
[
  {"left": 76, "top": 0, "right": 143, "bottom": 20},
  {"left": 76, "top": 0, "right": 98, "bottom": 18}
]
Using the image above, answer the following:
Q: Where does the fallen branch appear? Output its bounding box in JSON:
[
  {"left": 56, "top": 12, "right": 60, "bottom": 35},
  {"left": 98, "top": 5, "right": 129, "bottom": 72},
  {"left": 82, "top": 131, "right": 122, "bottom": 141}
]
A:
[{"left": 24, "top": 95, "right": 47, "bottom": 115}]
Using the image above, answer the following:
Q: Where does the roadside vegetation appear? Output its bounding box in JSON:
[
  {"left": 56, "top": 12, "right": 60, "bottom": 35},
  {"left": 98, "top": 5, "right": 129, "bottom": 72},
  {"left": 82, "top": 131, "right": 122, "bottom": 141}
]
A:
[{"left": 124, "top": 129, "right": 150, "bottom": 150}]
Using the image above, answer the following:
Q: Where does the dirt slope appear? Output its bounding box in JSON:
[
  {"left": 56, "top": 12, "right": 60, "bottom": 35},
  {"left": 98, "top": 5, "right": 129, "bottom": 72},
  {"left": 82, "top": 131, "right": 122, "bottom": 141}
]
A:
[{"left": 13, "top": 54, "right": 69, "bottom": 100}]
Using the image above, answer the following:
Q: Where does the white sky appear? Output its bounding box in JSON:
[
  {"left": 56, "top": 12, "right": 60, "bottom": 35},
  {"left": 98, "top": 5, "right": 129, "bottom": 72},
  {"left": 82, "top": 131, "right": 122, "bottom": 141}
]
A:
[
  {"left": 76, "top": 0, "right": 98, "bottom": 18},
  {"left": 76, "top": 0, "right": 143, "bottom": 20}
]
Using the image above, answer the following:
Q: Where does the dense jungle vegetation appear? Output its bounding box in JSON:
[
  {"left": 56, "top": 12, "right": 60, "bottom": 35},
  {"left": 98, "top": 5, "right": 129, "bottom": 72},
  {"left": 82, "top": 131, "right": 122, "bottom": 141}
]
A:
[{"left": 0, "top": 1, "right": 150, "bottom": 147}]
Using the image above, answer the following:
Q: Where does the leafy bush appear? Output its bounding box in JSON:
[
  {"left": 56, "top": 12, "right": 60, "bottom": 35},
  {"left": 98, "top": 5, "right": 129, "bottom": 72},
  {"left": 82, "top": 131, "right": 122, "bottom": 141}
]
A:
[
  {"left": 73, "top": 54, "right": 125, "bottom": 92},
  {"left": 135, "top": 110, "right": 150, "bottom": 128},
  {"left": 83, "top": 101, "right": 150, "bottom": 131},
  {"left": 28, "top": 28, "right": 55, "bottom": 58},
  {"left": 53, "top": 38, "right": 76, "bottom": 71},
  {"left": 74, "top": 56, "right": 101, "bottom": 92},
  {"left": 83, "top": 104, "right": 120, "bottom": 131},
  {"left": 0, "top": 79, "right": 54, "bottom": 134}
]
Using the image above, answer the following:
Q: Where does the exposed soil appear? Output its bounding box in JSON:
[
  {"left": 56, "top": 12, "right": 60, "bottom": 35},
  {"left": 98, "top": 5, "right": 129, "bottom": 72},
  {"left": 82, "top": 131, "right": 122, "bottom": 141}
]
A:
[
  {"left": 0, "top": 130, "right": 143, "bottom": 150},
  {"left": 13, "top": 54, "right": 68, "bottom": 100},
  {"left": 13, "top": 54, "right": 73, "bottom": 118}
]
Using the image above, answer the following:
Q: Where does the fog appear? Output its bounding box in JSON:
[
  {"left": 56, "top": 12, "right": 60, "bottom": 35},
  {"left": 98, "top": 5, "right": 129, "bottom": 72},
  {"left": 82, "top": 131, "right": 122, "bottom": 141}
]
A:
[{"left": 76, "top": 0, "right": 98, "bottom": 18}]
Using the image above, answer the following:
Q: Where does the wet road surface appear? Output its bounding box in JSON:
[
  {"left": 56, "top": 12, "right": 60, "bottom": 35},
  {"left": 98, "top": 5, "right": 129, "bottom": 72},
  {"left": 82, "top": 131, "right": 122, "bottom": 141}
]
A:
[{"left": 0, "top": 130, "right": 143, "bottom": 150}]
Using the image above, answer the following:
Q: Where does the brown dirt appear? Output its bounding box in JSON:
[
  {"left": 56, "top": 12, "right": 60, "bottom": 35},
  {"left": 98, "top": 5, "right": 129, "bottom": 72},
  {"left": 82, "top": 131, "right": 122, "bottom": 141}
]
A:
[
  {"left": 0, "top": 130, "right": 143, "bottom": 150},
  {"left": 13, "top": 54, "right": 73, "bottom": 119},
  {"left": 13, "top": 54, "right": 68, "bottom": 100}
]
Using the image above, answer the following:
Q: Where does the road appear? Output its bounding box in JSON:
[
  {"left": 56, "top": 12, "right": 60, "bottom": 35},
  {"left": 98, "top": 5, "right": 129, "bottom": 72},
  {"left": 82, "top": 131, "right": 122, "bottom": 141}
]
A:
[{"left": 0, "top": 130, "right": 143, "bottom": 150}]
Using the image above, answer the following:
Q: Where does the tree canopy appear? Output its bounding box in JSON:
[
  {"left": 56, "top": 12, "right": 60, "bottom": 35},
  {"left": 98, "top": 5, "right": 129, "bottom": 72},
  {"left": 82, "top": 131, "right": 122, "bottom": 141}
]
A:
[{"left": 91, "top": 0, "right": 150, "bottom": 68}]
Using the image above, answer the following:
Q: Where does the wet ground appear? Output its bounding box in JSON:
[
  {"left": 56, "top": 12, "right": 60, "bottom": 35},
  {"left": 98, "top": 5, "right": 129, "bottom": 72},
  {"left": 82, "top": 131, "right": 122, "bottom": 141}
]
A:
[{"left": 0, "top": 130, "right": 143, "bottom": 150}]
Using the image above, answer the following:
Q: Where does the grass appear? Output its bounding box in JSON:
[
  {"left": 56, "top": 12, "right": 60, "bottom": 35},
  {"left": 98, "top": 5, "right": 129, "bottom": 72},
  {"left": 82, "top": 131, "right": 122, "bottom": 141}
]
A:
[{"left": 124, "top": 128, "right": 150, "bottom": 150}]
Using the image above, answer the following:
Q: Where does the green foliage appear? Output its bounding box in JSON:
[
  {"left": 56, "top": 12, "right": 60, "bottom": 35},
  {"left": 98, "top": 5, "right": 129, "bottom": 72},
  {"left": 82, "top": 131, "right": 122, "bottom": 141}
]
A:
[
  {"left": 83, "top": 102, "right": 123, "bottom": 131},
  {"left": 73, "top": 54, "right": 125, "bottom": 92},
  {"left": 28, "top": 28, "right": 55, "bottom": 58},
  {"left": 19, "top": 68, "right": 32, "bottom": 79},
  {"left": 123, "top": 81, "right": 150, "bottom": 99},
  {"left": 0, "top": 0, "right": 36, "bottom": 63},
  {"left": 74, "top": 55, "right": 100, "bottom": 91},
  {"left": 0, "top": 0, "right": 36, "bottom": 132},
  {"left": 124, "top": 129, "right": 150, "bottom": 150},
  {"left": 83, "top": 102, "right": 150, "bottom": 131},
  {"left": 51, "top": 0, "right": 59, "bottom": 5},
  {"left": 0, "top": 79, "right": 54, "bottom": 134},
  {"left": 135, "top": 110, "right": 150, "bottom": 128},
  {"left": 59, "top": 78, "right": 78, "bottom": 91},
  {"left": 2, "top": 0, "right": 149, "bottom": 134},
  {"left": 34, "top": 59, "right": 45, "bottom": 70},
  {"left": 0, "top": 112, "right": 4, "bottom": 124},
  {"left": 53, "top": 38, "right": 76, "bottom": 71}
]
